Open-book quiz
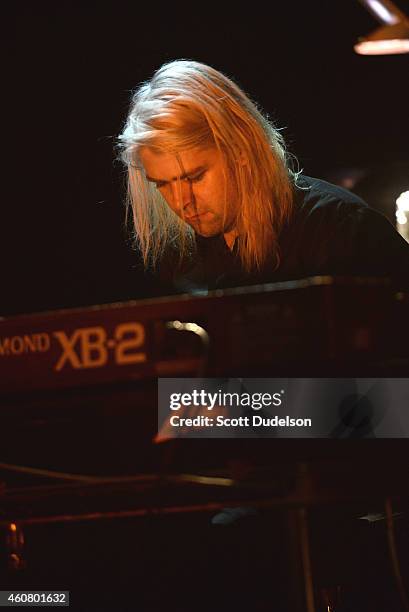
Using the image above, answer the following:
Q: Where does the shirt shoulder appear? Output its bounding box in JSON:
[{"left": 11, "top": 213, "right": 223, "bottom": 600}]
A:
[
  {"left": 279, "top": 175, "right": 409, "bottom": 287},
  {"left": 293, "top": 174, "right": 369, "bottom": 216}
]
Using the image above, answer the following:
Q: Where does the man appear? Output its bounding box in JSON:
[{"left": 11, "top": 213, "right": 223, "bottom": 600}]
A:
[
  {"left": 117, "top": 62, "right": 409, "bottom": 597},
  {"left": 118, "top": 59, "right": 409, "bottom": 292}
]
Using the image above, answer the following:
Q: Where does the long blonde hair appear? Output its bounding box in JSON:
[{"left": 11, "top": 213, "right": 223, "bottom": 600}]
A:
[{"left": 118, "top": 60, "right": 297, "bottom": 272}]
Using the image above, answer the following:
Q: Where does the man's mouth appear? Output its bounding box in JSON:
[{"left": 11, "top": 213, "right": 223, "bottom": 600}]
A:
[{"left": 185, "top": 213, "right": 204, "bottom": 222}]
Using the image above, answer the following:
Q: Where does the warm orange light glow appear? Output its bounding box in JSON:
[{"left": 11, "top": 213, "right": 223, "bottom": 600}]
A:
[
  {"left": 9, "top": 523, "right": 17, "bottom": 532},
  {"left": 354, "top": 38, "right": 409, "bottom": 54},
  {"left": 354, "top": 19, "right": 409, "bottom": 55}
]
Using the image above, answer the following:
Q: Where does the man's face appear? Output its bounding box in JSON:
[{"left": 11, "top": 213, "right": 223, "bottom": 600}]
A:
[{"left": 139, "top": 146, "right": 239, "bottom": 241}]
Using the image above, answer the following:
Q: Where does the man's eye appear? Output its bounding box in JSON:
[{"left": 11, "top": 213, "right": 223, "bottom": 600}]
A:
[
  {"left": 155, "top": 182, "right": 166, "bottom": 189},
  {"left": 188, "top": 172, "right": 205, "bottom": 183}
]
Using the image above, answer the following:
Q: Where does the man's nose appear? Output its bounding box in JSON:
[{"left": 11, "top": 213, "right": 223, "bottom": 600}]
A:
[{"left": 170, "top": 179, "right": 193, "bottom": 209}]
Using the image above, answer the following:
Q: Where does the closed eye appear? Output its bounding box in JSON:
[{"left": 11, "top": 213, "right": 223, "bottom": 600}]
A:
[
  {"left": 187, "top": 170, "right": 206, "bottom": 183},
  {"left": 152, "top": 170, "right": 206, "bottom": 189}
]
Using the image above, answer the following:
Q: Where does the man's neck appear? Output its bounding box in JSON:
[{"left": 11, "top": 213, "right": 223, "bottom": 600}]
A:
[{"left": 224, "top": 228, "right": 238, "bottom": 250}]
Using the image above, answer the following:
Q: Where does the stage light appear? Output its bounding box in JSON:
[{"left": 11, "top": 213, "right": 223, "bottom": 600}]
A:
[
  {"left": 355, "top": 0, "right": 409, "bottom": 55},
  {"left": 396, "top": 190, "right": 409, "bottom": 241}
]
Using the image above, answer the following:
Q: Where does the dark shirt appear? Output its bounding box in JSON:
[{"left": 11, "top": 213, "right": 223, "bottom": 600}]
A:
[{"left": 163, "top": 175, "right": 409, "bottom": 293}]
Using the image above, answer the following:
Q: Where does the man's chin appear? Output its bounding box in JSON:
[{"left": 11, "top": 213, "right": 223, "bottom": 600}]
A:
[{"left": 194, "top": 227, "right": 220, "bottom": 238}]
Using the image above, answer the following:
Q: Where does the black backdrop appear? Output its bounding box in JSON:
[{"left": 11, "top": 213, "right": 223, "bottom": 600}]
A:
[{"left": 3, "top": 1, "right": 409, "bottom": 315}]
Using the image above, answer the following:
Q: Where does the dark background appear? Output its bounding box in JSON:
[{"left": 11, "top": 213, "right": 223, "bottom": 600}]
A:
[{"left": 3, "top": 0, "right": 409, "bottom": 316}]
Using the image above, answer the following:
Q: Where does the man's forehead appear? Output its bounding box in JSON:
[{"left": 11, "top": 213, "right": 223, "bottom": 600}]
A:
[{"left": 139, "top": 146, "right": 216, "bottom": 182}]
